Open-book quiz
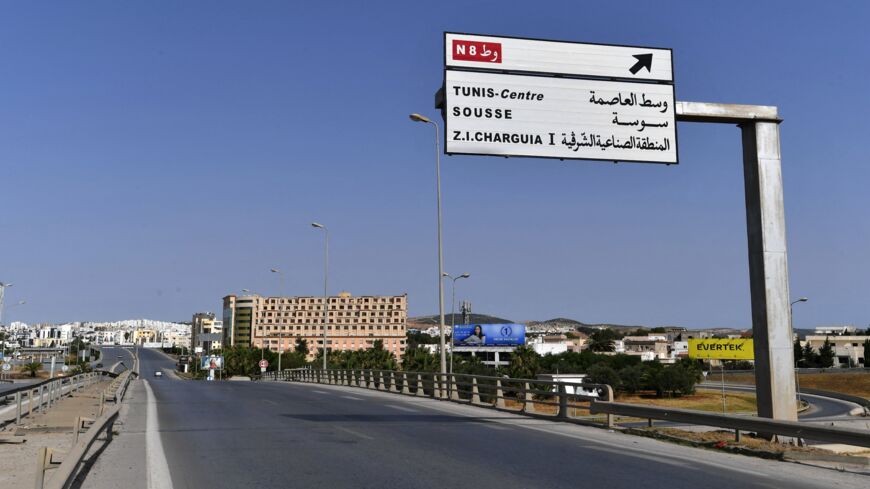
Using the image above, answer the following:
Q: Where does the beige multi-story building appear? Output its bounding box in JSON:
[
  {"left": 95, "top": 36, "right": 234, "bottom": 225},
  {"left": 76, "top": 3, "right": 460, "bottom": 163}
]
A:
[
  {"left": 222, "top": 292, "right": 407, "bottom": 360},
  {"left": 191, "top": 312, "right": 222, "bottom": 353},
  {"left": 133, "top": 329, "right": 157, "bottom": 345}
]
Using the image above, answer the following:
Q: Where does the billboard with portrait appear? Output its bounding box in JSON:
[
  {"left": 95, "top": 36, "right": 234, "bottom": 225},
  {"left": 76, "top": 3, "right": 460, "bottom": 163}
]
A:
[
  {"left": 452, "top": 324, "right": 526, "bottom": 347},
  {"left": 201, "top": 355, "right": 224, "bottom": 370}
]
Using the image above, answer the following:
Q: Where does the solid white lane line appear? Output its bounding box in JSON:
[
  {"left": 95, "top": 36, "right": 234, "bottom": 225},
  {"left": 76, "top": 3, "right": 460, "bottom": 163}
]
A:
[
  {"left": 385, "top": 404, "right": 418, "bottom": 412},
  {"left": 312, "top": 390, "right": 329, "bottom": 394},
  {"left": 144, "top": 381, "right": 174, "bottom": 489},
  {"left": 335, "top": 426, "right": 374, "bottom": 440},
  {"left": 341, "top": 395, "right": 363, "bottom": 401}
]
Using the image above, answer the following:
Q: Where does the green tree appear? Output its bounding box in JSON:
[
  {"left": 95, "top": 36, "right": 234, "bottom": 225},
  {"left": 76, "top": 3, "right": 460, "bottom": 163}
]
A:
[
  {"left": 585, "top": 364, "right": 620, "bottom": 390},
  {"left": 818, "top": 337, "right": 835, "bottom": 368},
  {"left": 401, "top": 347, "right": 438, "bottom": 373},
  {"left": 647, "top": 363, "right": 699, "bottom": 398},
  {"left": 800, "top": 342, "right": 818, "bottom": 368},
  {"left": 863, "top": 339, "right": 870, "bottom": 367},
  {"left": 793, "top": 338, "right": 803, "bottom": 365},
  {"left": 588, "top": 329, "right": 619, "bottom": 352},
  {"left": 508, "top": 345, "right": 541, "bottom": 379},
  {"left": 618, "top": 365, "right": 645, "bottom": 394},
  {"left": 21, "top": 362, "right": 43, "bottom": 378},
  {"left": 295, "top": 338, "right": 309, "bottom": 355}
]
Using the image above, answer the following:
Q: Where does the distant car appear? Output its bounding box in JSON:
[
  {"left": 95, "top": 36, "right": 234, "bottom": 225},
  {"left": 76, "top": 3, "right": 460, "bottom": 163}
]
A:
[
  {"left": 96, "top": 363, "right": 103, "bottom": 368},
  {"left": 117, "top": 355, "right": 123, "bottom": 359},
  {"left": 154, "top": 371, "right": 163, "bottom": 377}
]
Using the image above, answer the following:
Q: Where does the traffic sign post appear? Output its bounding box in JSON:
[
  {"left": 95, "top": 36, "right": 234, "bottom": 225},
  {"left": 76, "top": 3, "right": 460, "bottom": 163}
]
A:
[
  {"left": 435, "top": 33, "right": 796, "bottom": 424},
  {"left": 259, "top": 359, "right": 268, "bottom": 374}
]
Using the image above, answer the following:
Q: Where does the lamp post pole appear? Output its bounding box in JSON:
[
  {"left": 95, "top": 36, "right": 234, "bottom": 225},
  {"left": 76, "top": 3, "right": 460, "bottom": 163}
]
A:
[
  {"left": 790, "top": 297, "right": 808, "bottom": 408},
  {"left": 312, "top": 223, "right": 329, "bottom": 370},
  {"left": 271, "top": 268, "right": 285, "bottom": 373},
  {"left": 0, "top": 282, "right": 12, "bottom": 328},
  {"left": 410, "top": 113, "right": 447, "bottom": 378},
  {"left": 444, "top": 273, "right": 470, "bottom": 376}
]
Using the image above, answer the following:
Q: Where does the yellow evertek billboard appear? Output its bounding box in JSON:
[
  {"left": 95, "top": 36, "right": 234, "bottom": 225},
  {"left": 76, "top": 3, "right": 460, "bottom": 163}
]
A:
[{"left": 688, "top": 338, "right": 754, "bottom": 360}]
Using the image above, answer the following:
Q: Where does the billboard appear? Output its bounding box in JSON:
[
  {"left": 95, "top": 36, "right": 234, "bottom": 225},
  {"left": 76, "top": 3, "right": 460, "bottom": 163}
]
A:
[
  {"left": 688, "top": 339, "right": 754, "bottom": 360},
  {"left": 201, "top": 355, "right": 224, "bottom": 370},
  {"left": 452, "top": 324, "right": 526, "bottom": 347}
]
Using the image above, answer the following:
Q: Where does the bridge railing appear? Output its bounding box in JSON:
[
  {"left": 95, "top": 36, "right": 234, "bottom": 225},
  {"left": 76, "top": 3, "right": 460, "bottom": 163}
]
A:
[
  {"left": 0, "top": 372, "right": 104, "bottom": 429},
  {"left": 35, "top": 353, "right": 139, "bottom": 489},
  {"left": 265, "top": 368, "right": 614, "bottom": 426},
  {"left": 265, "top": 367, "right": 870, "bottom": 448}
]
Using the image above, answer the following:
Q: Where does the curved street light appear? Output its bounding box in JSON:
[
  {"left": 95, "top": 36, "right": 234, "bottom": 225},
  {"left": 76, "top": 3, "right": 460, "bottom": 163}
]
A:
[
  {"left": 311, "top": 222, "right": 329, "bottom": 370},
  {"left": 410, "top": 113, "right": 447, "bottom": 379},
  {"left": 443, "top": 273, "right": 470, "bottom": 377}
]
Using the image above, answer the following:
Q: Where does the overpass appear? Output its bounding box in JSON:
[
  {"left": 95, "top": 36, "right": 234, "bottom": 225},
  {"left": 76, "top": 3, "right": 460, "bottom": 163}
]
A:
[{"left": 71, "top": 348, "right": 868, "bottom": 489}]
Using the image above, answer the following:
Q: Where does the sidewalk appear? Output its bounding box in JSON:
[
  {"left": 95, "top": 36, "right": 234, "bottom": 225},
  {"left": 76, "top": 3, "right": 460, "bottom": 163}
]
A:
[{"left": 0, "top": 378, "right": 112, "bottom": 488}]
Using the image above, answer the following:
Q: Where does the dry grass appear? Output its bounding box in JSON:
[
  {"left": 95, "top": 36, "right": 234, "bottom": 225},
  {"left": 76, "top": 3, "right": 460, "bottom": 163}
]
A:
[
  {"left": 618, "top": 391, "right": 757, "bottom": 413},
  {"left": 723, "top": 371, "right": 870, "bottom": 400},
  {"left": 501, "top": 390, "right": 758, "bottom": 415}
]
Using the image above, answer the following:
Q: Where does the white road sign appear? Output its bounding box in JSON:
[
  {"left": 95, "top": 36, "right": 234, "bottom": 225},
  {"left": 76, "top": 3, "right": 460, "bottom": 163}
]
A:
[
  {"left": 445, "top": 33, "right": 673, "bottom": 82},
  {"left": 1, "top": 363, "right": 10, "bottom": 371},
  {"left": 444, "top": 70, "right": 676, "bottom": 163}
]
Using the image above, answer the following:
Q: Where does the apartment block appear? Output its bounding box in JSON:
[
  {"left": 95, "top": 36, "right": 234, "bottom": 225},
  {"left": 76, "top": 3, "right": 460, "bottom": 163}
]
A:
[
  {"left": 191, "top": 312, "right": 222, "bottom": 352},
  {"left": 222, "top": 292, "right": 407, "bottom": 360}
]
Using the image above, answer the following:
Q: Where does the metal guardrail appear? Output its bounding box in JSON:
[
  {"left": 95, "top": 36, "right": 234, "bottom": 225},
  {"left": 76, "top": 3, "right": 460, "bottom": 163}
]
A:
[
  {"left": 264, "top": 368, "right": 615, "bottom": 426},
  {"left": 267, "top": 368, "right": 870, "bottom": 448},
  {"left": 35, "top": 353, "right": 139, "bottom": 489},
  {"left": 0, "top": 373, "right": 103, "bottom": 428},
  {"left": 589, "top": 401, "right": 870, "bottom": 448},
  {"left": 799, "top": 387, "right": 870, "bottom": 409}
]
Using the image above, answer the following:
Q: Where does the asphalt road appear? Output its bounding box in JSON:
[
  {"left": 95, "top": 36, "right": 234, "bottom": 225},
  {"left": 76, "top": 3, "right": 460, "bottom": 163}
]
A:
[
  {"left": 96, "top": 346, "right": 135, "bottom": 373},
  {"left": 80, "top": 348, "right": 865, "bottom": 489},
  {"left": 697, "top": 383, "right": 861, "bottom": 419}
]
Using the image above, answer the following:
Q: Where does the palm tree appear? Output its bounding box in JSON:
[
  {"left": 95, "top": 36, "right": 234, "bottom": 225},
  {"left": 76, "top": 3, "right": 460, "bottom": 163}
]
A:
[
  {"left": 508, "top": 345, "right": 540, "bottom": 380},
  {"left": 21, "top": 362, "right": 43, "bottom": 378}
]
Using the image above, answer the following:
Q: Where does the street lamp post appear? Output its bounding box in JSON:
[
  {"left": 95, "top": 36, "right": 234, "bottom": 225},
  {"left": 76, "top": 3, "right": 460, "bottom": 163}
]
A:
[
  {"left": 312, "top": 222, "right": 329, "bottom": 370},
  {"left": 443, "top": 273, "right": 470, "bottom": 377},
  {"left": 271, "top": 268, "right": 285, "bottom": 373},
  {"left": 0, "top": 282, "right": 13, "bottom": 328},
  {"left": 790, "top": 297, "right": 808, "bottom": 407},
  {"left": 410, "top": 113, "right": 448, "bottom": 380},
  {"left": 1, "top": 298, "right": 24, "bottom": 359}
]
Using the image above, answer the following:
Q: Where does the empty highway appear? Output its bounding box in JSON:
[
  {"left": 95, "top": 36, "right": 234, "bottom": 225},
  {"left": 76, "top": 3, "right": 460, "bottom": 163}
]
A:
[{"left": 81, "top": 348, "right": 865, "bottom": 489}]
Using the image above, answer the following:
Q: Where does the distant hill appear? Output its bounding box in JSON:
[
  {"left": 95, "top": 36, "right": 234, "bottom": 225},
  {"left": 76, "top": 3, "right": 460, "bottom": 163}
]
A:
[
  {"left": 528, "top": 318, "right": 653, "bottom": 332},
  {"left": 412, "top": 314, "right": 753, "bottom": 335},
  {"left": 408, "top": 313, "right": 513, "bottom": 327}
]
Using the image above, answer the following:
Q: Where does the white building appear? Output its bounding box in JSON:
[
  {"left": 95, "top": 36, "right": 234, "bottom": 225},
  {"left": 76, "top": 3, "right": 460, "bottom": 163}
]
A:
[
  {"left": 803, "top": 335, "right": 867, "bottom": 368},
  {"left": 813, "top": 325, "right": 858, "bottom": 336}
]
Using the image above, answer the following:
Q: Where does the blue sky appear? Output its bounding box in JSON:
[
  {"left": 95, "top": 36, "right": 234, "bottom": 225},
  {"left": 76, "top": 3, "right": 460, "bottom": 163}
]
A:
[{"left": 1, "top": 1, "right": 868, "bottom": 329}]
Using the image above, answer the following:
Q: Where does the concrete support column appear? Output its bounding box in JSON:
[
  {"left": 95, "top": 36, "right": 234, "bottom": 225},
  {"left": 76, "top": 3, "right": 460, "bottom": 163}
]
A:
[
  {"left": 741, "top": 121, "right": 797, "bottom": 422},
  {"left": 401, "top": 373, "right": 410, "bottom": 395},
  {"left": 495, "top": 379, "right": 506, "bottom": 408},
  {"left": 522, "top": 382, "right": 535, "bottom": 414},
  {"left": 416, "top": 374, "right": 425, "bottom": 397}
]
